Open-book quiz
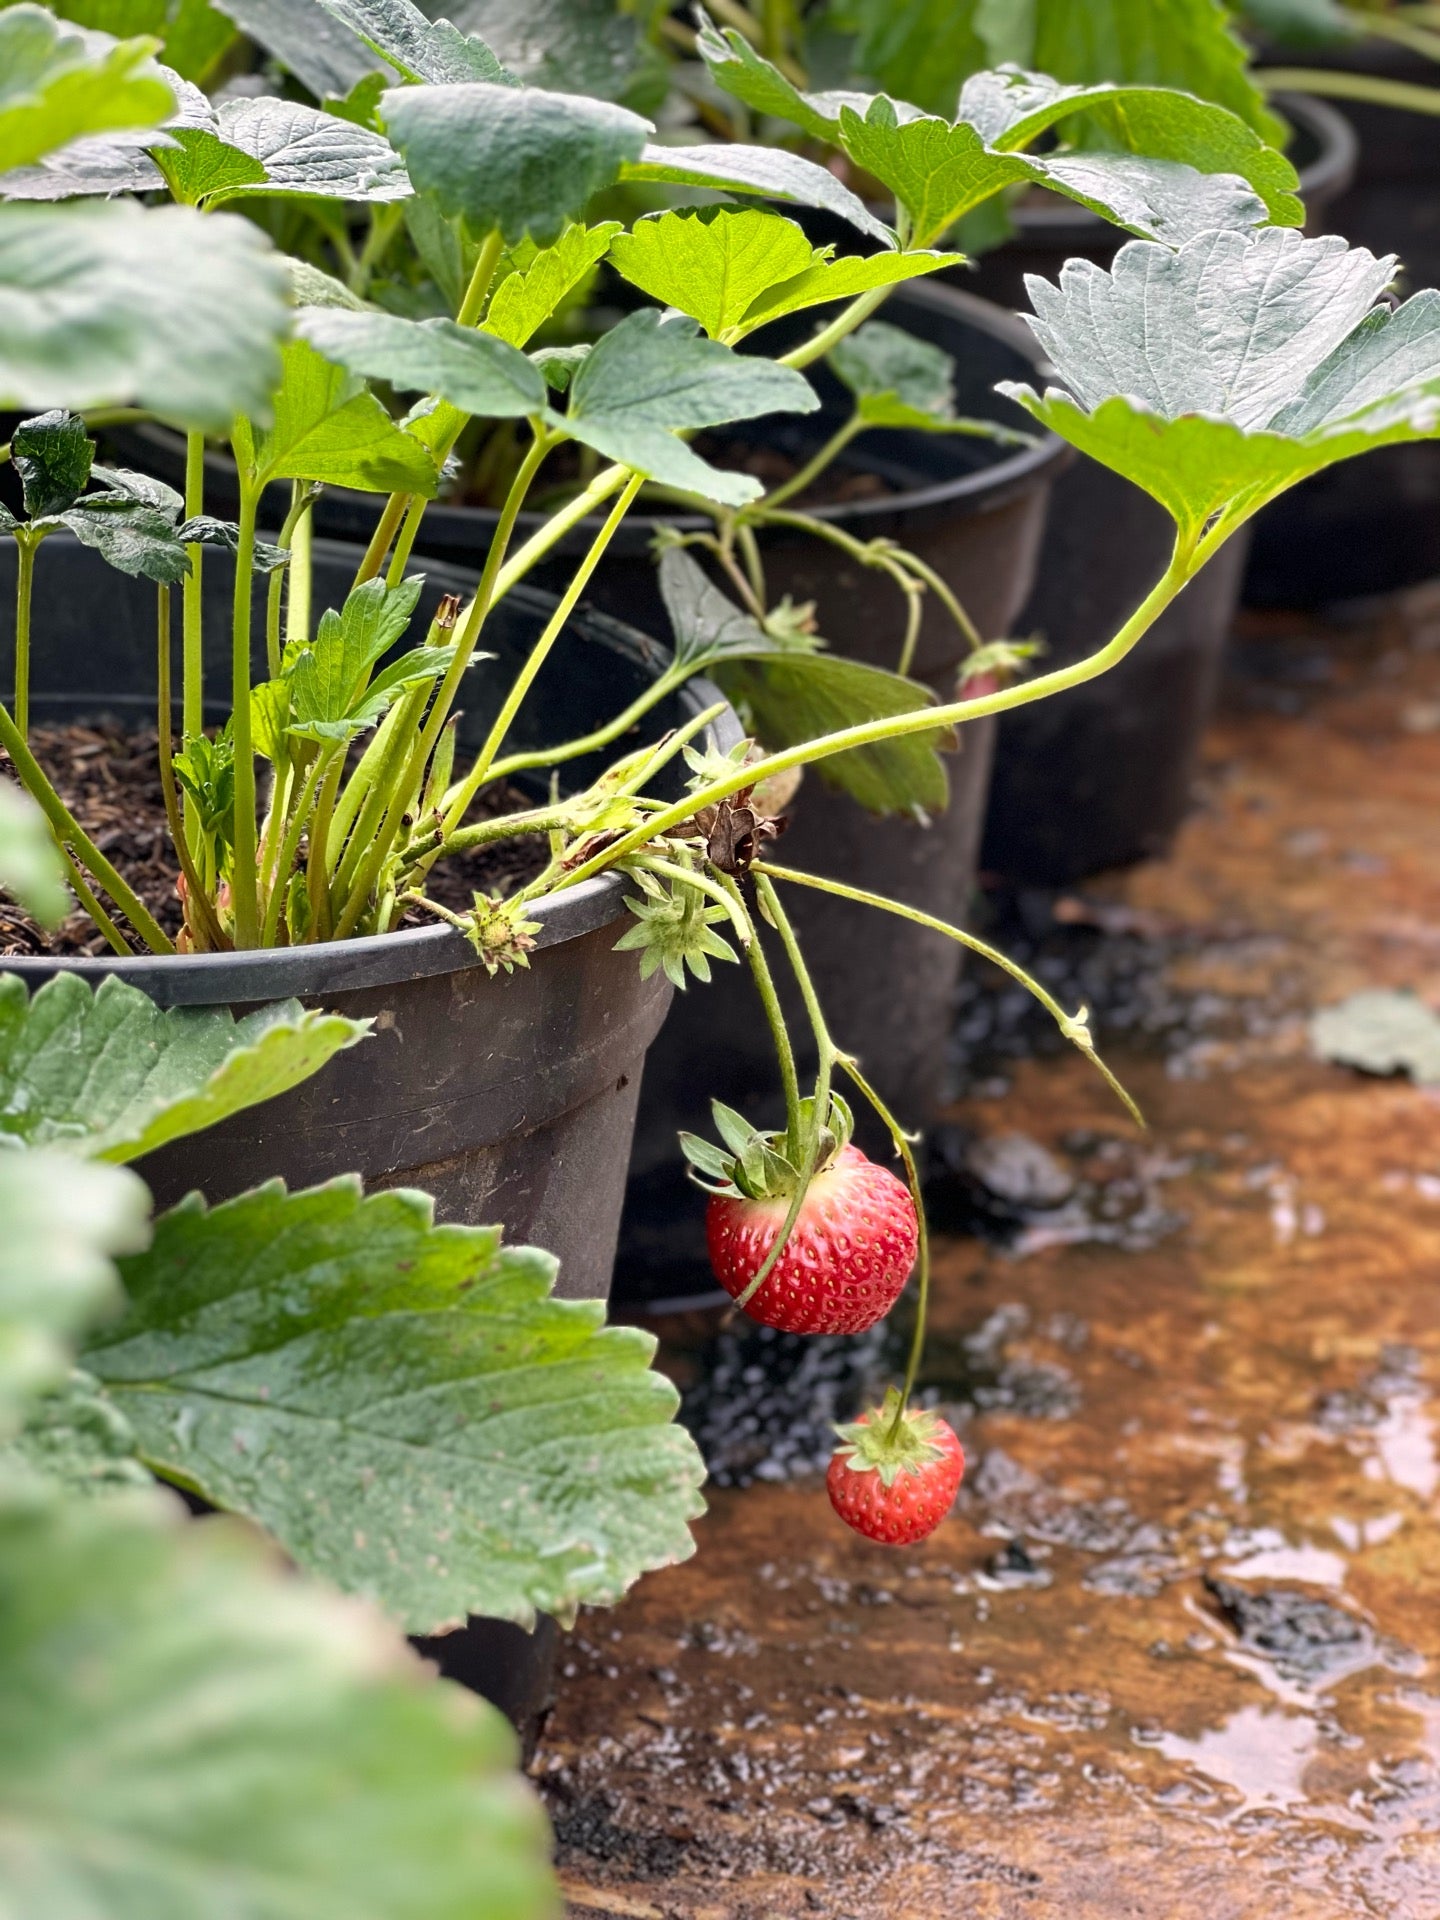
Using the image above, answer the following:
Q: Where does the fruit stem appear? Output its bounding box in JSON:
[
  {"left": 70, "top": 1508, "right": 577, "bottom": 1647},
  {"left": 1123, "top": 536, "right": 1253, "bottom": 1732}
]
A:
[
  {"left": 717, "top": 870, "right": 801, "bottom": 1150},
  {"left": 836, "top": 1053, "right": 929, "bottom": 1437},
  {"left": 729, "top": 872, "right": 837, "bottom": 1311}
]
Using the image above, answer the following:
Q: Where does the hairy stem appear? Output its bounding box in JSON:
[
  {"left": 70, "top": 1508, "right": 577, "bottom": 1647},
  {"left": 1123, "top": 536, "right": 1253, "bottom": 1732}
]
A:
[
  {"left": 1260, "top": 65, "right": 1440, "bottom": 112},
  {"left": 756, "top": 861, "right": 1143, "bottom": 1126},
  {"left": 229, "top": 481, "right": 261, "bottom": 947},
  {"left": 157, "top": 583, "right": 227, "bottom": 952},
  {"left": 13, "top": 534, "right": 35, "bottom": 744},
  {"left": 755, "top": 415, "right": 864, "bottom": 510},
  {"left": 546, "top": 536, "right": 1198, "bottom": 897},
  {"left": 0, "top": 702, "right": 174, "bottom": 953}
]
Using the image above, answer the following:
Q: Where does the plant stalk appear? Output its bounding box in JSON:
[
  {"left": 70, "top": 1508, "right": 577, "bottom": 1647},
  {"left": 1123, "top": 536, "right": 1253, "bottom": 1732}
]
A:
[
  {"left": 13, "top": 534, "right": 35, "bottom": 744},
  {"left": 228, "top": 481, "right": 261, "bottom": 947},
  {"left": 156, "top": 583, "right": 227, "bottom": 952}
]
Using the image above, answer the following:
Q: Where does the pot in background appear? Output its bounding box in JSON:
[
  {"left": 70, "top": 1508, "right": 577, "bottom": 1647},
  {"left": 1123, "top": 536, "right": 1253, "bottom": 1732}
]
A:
[
  {"left": 611, "top": 287, "right": 1062, "bottom": 1314},
  {"left": 0, "top": 533, "right": 738, "bottom": 1744},
  {"left": 961, "top": 97, "right": 1355, "bottom": 882},
  {"left": 1244, "top": 54, "right": 1440, "bottom": 605}
]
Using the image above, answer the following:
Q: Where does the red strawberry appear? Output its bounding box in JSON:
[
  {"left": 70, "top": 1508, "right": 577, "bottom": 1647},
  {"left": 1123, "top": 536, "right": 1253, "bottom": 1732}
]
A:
[
  {"left": 706, "top": 1142, "right": 918, "bottom": 1334},
  {"left": 826, "top": 1393, "right": 964, "bottom": 1546}
]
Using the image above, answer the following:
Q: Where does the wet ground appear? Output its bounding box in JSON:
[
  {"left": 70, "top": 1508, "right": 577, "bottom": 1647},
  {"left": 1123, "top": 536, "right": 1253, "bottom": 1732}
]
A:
[{"left": 540, "top": 587, "right": 1440, "bottom": 1919}]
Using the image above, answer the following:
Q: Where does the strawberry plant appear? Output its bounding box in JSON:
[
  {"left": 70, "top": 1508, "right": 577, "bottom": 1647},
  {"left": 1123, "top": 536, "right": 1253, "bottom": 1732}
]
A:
[{"left": 1, "top": 0, "right": 1440, "bottom": 1772}]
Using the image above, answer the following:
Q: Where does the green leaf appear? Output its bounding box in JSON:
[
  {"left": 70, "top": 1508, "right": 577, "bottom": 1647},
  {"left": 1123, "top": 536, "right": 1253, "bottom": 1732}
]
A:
[
  {"left": 213, "top": 0, "right": 386, "bottom": 98},
  {"left": 955, "top": 66, "right": 1300, "bottom": 224},
  {"left": 554, "top": 307, "right": 819, "bottom": 509},
  {"left": 238, "top": 337, "right": 440, "bottom": 493},
  {"left": 999, "top": 229, "right": 1440, "bottom": 543},
  {"left": 607, "top": 206, "right": 958, "bottom": 345},
  {"left": 178, "top": 513, "right": 291, "bottom": 571},
  {"left": 828, "top": 318, "right": 1030, "bottom": 437},
  {"left": 693, "top": 14, "right": 873, "bottom": 144},
  {"left": 0, "top": 1149, "right": 149, "bottom": 1438},
  {"left": 53, "top": 496, "right": 191, "bottom": 582},
  {"left": 281, "top": 573, "right": 444, "bottom": 741},
  {"left": 206, "top": 94, "right": 411, "bottom": 202},
  {"left": 150, "top": 122, "right": 268, "bottom": 203},
  {"left": 813, "top": 0, "right": 991, "bottom": 116},
  {"left": 1022, "top": 0, "right": 1284, "bottom": 144},
  {"left": 381, "top": 81, "right": 648, "bottom": 245},
  {"left": 485, "top": 219, "right": 620, "bottom": 348},
  {"left": 658, "top": 549, "right": 949, "bottom": 814},
  {"left": 718, "top": 652, "right": 950, "bottom": 815},
  {"left": 318, "top": 0, "right": 516, "bottom": 85},
  {"left": 83, "top": 1178, "right": 707, "bottom": 1631},
  {"left": 0, "top": 199, "right": 290, "bottom": 432},
  {"left": 622, "top": 139, "right": 896, "bottom": 249},
  {"left": 0, "top": 5, "right": 174, "bottom": 175},
  {"left": 6, "top": 1368, "right": 152, "bottom": 1494},
  {"left": 53, "top": 0, "right": 240, "bottom": 82},
  {"left": 0, "top": 971, "right": 368, "bottom": 1163},
  {"left": 1310, "top": 989, "right": 1440, "bottom": 1086},
  {"left": 609, "top": 206, "right": 815, "bottom": 341},
  {"left": 444, "top": 0, "right": 650, "bottom": 100},
  {"left": 11, "top": 406, "right": 91, "bottom": 516},
  {"left": 297, "top": 307, "right": 546, "bottom": 415},
  {"left": 0, "top": 128, "right": 163, "bottom": 201},
  {"left": 0, "top": 1475, "right": 558, "bottom": 1920},
  {"left": 0, "top": 780, "right": 68, "bottom": 928}
]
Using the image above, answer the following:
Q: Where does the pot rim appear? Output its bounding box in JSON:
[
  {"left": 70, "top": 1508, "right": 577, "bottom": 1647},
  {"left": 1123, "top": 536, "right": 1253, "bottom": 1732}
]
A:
[
  {"left": 123, "top": 281, "right": 1068, "bottom": 543},
  {"left": 1011, "top": 90, "right": 1359, "bottom": 240},
  {"left": 2, "top": 545, "right": 738, "bottom": 1006}
]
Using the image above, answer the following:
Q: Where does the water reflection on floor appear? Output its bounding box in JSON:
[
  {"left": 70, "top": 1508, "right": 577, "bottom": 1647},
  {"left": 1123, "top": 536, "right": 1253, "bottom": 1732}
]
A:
[{"left": 542, "top": 593, "right": 1440, "bottom": 1918}]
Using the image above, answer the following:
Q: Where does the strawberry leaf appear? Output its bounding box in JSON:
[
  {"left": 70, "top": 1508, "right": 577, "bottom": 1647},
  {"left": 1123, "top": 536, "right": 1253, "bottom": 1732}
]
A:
[
  {"left": 0, "top": 972, "right": 368, "bottom": 1164},
  {"left": 999, "top": 229, "right": 1440, "bottom": 544},
  {"left": 80, "top": 1178, "right": 707, "bottom": 1632}
]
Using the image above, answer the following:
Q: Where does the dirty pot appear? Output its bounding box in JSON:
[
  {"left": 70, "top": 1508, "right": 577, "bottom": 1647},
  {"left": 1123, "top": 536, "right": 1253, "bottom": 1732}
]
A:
[
  {"left": 0, "top": 532, "right": 738, "bottom": 1742},
  {"left": 960, "top": 95, "right": 1358, "bottom": 882}
]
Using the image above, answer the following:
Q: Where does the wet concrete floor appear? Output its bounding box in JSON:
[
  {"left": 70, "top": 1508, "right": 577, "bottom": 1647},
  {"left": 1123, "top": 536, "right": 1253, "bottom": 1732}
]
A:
[{"left": 540, "top": 589, "right": 1440, "bottom": 1918}]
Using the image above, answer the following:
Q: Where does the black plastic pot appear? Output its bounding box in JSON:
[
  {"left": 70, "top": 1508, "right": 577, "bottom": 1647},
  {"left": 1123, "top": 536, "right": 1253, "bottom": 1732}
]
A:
[
  {"left": 959, "top": 99, "right": 1356, "bottom": 883},
  {"left": 0, "top": 533, "right": 737, "bottom": 1740},
  {"left": 111, "top": 287, "right": 1067, "bottom": 1308},
  {"left": 1244, "top": 53, "right": 1440, "bottom": 604}
]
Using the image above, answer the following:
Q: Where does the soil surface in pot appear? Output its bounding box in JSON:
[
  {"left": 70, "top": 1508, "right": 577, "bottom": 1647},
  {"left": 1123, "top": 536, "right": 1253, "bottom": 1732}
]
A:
[
  {"left": 539, "top": 591, "right": 1440, "bottom": 1915},
  {"left": 0, "top": 721, "right": 543, "bottom": 956}
]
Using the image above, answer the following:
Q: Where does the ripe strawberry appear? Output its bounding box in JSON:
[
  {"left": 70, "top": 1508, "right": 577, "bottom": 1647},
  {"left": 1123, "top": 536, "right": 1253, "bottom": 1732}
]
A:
[
  {"left": 705, "top": 1142, "right": 918, "bottom": 1334},
  {"left": 826, "top": 1392, "right": 964, "bottom": 1546}
]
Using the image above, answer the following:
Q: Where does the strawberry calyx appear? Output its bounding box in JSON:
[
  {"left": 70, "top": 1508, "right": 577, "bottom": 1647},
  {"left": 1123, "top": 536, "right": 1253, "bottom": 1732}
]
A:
[
  {"left": 831, "top": 1388, "right": 951, "bottom": 1489},
  {"left": 679, "top": 1092, "right": 854, "bottom": 1201}
]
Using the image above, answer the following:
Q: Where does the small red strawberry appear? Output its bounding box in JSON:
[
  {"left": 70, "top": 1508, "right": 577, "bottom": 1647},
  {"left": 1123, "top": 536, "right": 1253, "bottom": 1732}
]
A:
[
  {"left": 826, "top": 1391, "right": 964, "bottom": 1546},
  {"left": 682, "top": 1099, "right": 918, "bottom": 1335}
]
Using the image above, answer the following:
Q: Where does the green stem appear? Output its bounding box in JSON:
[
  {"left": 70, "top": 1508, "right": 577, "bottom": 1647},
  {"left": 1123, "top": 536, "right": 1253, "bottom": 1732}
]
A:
[
  {"left": 385, "top": 493, "right": 428, "bottom": 589},
  {"left": 181, "top": 429, "right": 206, "bottom": 845},
  {"left": 265, "top": 483, "right": 318, "bottom": 678},
  {"left": 13, "top": 534, "right": 35, "bottom": 744},
  {"left": 287, "top": 492, "right": 314, "bottom": 648},
  {"left": 836, "top": 1053, "right": 928, "bottom": 1428},
  {"left": 56, "top": 846, "right": 131, "bottom": 958},
  {"left": 1260, "top": 65, "right": 1440, "bottom": 111},
  {"left": 305, "top": 748, "right": 344, "bottom": 942},
  {"left": 482, "top": 667, "right": 687, "bottom": 785},
  {"left": 776, "top": 287, "right": 893, "bottom": 371},
  {"left": 441, "top": 471, "right": 645, "bottom": 836},
  {"left": 756, "top": 416, "right": 864, "bottom": 510},
  {"left": 331, "top": 681, "right": 429, "bottom": 901},
  {"left": 492, "top": 463, "right": 629, "bottom": 602},
  {"left": 730, "top": 871, "right": 835, "bottom": 1309},
  {"left": 229, "top": 480, "right": 261, "bottom": 947},
  {"left": 0, "top": 702, "right": 174, "bottom": 953},
  {"left": 353, "top": 492, "right": 410, "bottom": 589},
  {"left": 456, "top": 228, "right": 505, "bottom": 328},
  {"left": 755, "top": 860, "right": 1143, "bottom": 1127},
  {"left": 545, "top": 535, "right": 1198, "bottom": 898},
  {"left": 1356, "top": 11, "right": 1440, "bottom": 60},
  {"left": 262, "top": 751, "right": 325, "bottom": 946},
  {"left": 719, "top": 869, "right": 799, "bottom": 1141},
  {"left": 156, "top": 582, "right": 227, "bottom": 953}
]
